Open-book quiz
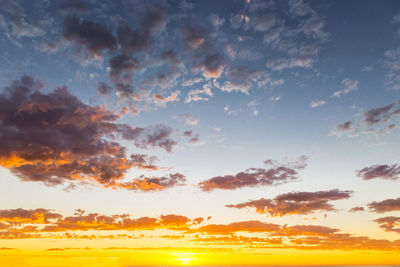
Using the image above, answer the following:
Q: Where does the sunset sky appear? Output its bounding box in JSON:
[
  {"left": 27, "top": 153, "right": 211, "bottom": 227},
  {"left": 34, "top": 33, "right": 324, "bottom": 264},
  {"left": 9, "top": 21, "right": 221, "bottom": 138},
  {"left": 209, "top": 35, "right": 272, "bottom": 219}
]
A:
[{"left": 0, "top": 0, "right": 400, "bottom": 266}]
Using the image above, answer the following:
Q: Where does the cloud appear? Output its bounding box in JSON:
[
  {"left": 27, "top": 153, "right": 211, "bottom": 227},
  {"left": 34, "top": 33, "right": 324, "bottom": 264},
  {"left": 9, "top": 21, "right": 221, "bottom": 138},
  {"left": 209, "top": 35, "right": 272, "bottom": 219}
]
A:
[
  {"left": 310, "top": 100, "right": 326, "bottom": 108},
  {"left": 193, "top": 220, "right": 281, "bottom": 235},
  {"left": 364, "top": 102, "right": 399, "bottom": 125},
  {"left": 215, "top": 66, "right": 263, "bottom": 94},
  {"left": 329, "top": 121, "right": 359, "bottom": 138},
  {"left": 368, "top": 198, "right": 400, "bottom": 213},
  {"left": 0, "top": 208, "right": 62, "bottom": 224},
  {"left": 181, "top": 23, "right": 209, "bottom": 50},
  {"left": 174, "top": 114, "right": 199, "bottom": 126},
  {"left": 226, "top": 189, "right": 352, "bottom": 217},
  {"left": 63, "top": 16, "right": 116, "bottom": 61},
  {"left": 0, "top": 76, "right": 179, "bottom": 190},
  {"left": 384, "top": 48, "right": 400, "bottom": 90},
  {"left": 330, "top": 100, "right": 400, "bottom": 139},
  {"left": 59, "top": 0, "right": 89, "bottom": 14},
  {"left": 185, "top": 83, "right": 213, "bottom": 103},
  {"left": 1, "top": 208, "right": 400, "bottom": 251},
  {"left": 116, "top": 6, "right": 166, "bottom": 54},
  {"left": 348, "top": 207, "right": 365, "bottom": 212},
  {"left": 331, "top": 79, "right": 359, "bottom": 98},
  {"left": 198, "top": 156, "right": 308, "bottom": 192},
  {"left": 119, "top": 173, "right": 186, "bottom": 192},
  {"left": 0, "top": 0, "right": 45, "bottom": 45},
  {"left": 374, "top": 216, "right": 400, "bottom": 234},
  {"left": 356, "top": 164, "right": 400, "bottom": 180},
  {"left": 0, "top": 208, "right": 204, "bottom": 235}
]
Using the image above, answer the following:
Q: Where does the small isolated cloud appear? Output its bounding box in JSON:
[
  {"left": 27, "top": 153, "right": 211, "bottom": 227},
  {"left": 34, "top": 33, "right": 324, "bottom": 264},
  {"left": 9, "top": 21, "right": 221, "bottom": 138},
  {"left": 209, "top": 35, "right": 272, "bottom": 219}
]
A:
[
  {"left": 368, "top": 198, "right": 400, "bottom": 213},
  {"left": 374, "top": 216, "right": 400, "bottom": 234},
  {"left": 226, "top": 189, "right": 352, "bottom": 217},
  {"left": 310, "top": 100, "right": 326, "bottom": 108},
  {"left": 331, "top": 79, "right": 359, "bottom": 98},
  {"left": 198, "top": 156, "right": 308, "bottom": 192},
  {"left": 356, "top": 164, "right": 400, "bottom": 180},
  {"left": 270, "top": 96, "right": 281, "bottom": 101},
  {"left": 174, "top": 114, "right": 199, "bottom": 126},
  {"left": 348, "top": 206, "right": 365, "bottom": 212},
  {"left": 362, "top": 65, "right": 374, "bottom": 72}
]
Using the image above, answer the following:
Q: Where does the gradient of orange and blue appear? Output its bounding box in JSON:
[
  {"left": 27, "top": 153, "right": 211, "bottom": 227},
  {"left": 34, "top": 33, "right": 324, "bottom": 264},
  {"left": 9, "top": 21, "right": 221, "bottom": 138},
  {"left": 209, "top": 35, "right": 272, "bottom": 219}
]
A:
[{"left": 0, "top": 0, "right": 400, "bottom": 266}]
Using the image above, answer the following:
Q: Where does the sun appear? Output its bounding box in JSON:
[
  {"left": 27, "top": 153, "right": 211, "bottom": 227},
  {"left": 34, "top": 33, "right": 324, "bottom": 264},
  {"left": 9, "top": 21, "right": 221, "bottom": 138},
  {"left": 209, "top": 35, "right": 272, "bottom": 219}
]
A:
[{"left": 170, "top": 252, "right": 198, "bottom": 266}]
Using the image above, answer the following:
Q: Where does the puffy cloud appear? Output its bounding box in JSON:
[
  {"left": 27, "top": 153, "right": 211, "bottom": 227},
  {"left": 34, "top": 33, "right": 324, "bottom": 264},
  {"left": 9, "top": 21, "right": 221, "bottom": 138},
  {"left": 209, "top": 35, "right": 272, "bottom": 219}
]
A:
[
  {"left": 331, "top": 79, "right": 359, "bottom": 98},
  {"left": 368, "top": 198, "right": 400, "bottom": 213},
  {"left": 201, "top": 54, "right": 224, "bottom": 79},
  {"left": 63, "top": 16, "right": 116, "bottom": 61},
  {"left": 130, "top": 154, "right": 159, "bottom": 170},
  {"left": 374, "top": 216, "right": 400, "bottom": 234},
  {"left": 181, "top": 23, "right": 209, "bottom": 50},
  {"left": 198, "top": 156, "right": 308, "bottom": 192},
  {"left": 310, "top": 100, "right": 326, "bottom": 108},
  {"left": 0, "top": 76, "right": 179, "bottom": 190},
  {"left": 226, "top": 189, "right": 352, "bottom": 217},
  {"left": 356, "top": 164, "right": 400, "bottom": 180},
  {"left": 116, "top": 6, "right": 166, "bottom": 54}
]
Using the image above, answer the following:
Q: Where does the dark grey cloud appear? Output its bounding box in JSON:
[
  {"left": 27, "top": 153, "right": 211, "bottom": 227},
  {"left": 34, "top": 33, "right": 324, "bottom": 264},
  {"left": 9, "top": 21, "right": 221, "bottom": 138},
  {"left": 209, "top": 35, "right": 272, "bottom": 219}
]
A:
[
  {"left": 0, "top": 76, "right": 178, "bottom": 190},
  {"left": 198, "top": 156, "right": 308, "bottom": 191},
  {"left": 96, "top": 82, "right": 113, "bottom": 95},
  {"left": 356, "top": 164, "right": 400, "bottom": 180},
  {"left": 226, "top": 189, "right": 352, "bottom": 217},
  {"left": 116, "top": 5, "right": 166, "bottom": 54},
  {"left": 63, "top": 16, "right": 116, "bottom": 60}
]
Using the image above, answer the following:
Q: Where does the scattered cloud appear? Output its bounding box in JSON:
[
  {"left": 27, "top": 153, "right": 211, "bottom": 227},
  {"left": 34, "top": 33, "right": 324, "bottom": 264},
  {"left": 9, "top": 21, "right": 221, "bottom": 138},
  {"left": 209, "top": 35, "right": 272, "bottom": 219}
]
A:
[
  {"left": 368, "top": 198, "right": 400, "bottom": 213},
  {"left": 226, "top": 189, "right": 352, "bottom": 217},
  {"left": 356, "top": 164, "right": 400, "bottom": 180},
  {"left": 331, "top": 79, "right": 359, "bottom": 98},
  {"left": 198, "top": 156, "right": 308, "bottom": 192},
  {"left": 374, "top": 216, "right": 400, "bottom": 234},
  {"left": 174, "top": 114, "right": 199, "bottom": 126}
]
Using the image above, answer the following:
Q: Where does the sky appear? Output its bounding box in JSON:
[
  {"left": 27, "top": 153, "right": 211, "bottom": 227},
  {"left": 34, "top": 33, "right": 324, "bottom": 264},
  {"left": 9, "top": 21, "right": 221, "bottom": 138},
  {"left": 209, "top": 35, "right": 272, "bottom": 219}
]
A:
[{"left": 0, "top": 0, "right": 400, "bottom": 266}]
